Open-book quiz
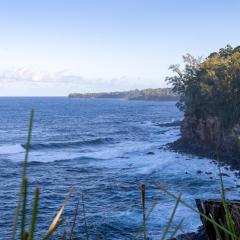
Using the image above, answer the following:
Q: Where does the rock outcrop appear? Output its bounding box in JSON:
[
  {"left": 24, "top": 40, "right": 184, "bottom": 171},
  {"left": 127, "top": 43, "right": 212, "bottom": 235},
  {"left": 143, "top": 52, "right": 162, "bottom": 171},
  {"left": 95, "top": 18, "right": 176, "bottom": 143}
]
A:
[{"left": 181, "top": 114, "right": 240, "bottom": 155}]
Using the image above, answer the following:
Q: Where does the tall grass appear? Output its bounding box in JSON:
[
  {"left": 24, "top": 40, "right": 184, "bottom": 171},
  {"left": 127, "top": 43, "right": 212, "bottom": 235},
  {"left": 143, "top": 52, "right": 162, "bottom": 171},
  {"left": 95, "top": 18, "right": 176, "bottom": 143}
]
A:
[
  {"left": 11, "top": 110, "right": 70, "bottom": 240},
  {"left": 9, "top": 110, "right": 240, "bottom": 239}
]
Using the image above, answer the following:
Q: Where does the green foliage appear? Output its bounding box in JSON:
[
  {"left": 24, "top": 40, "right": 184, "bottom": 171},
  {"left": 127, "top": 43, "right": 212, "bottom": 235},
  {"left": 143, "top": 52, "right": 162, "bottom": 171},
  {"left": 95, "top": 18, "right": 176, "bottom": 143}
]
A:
[
  {"left": 166, "top": 45, "right": 240, "bottom": 128},
  {"left": 12, "top": 110, "right": 69, "bottom": 240}
]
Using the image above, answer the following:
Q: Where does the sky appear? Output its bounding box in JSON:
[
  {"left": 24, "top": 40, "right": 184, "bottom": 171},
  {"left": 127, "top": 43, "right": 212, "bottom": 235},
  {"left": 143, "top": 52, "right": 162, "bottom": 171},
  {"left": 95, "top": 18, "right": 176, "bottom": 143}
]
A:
[{"left": 0, "top": 0, "right": 239, "bottom": 96}]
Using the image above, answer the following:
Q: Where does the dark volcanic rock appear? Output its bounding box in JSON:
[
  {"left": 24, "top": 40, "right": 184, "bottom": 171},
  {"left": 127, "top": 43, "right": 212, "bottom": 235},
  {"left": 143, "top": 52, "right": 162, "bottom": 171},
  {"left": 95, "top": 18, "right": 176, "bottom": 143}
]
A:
[
  {"left": 157, "top": 120, "right": 182, "bottom": 127},
  {"left": 181, "top": 114, "right": 240, "bottom": 159},
  {"left": 166, "top": 138, "right": 240, "bottom": 171},
  {"left": 173, "top": 226, "right": 207, "bottom": 240},
  {"left": 165, "top": 113, "right": 240, "bottom": 170},
  {"left": 146, "top": 151, "right": 155, "bottom": 155}
]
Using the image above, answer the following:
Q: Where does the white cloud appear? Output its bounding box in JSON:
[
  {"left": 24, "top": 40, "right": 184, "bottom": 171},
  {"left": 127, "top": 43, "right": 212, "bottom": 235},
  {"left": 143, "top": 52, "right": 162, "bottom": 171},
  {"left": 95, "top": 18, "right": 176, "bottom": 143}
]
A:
[
  {"left": 0, "top": 68, "right": 166, "bottom": 96},
  {"left": 0, "top": 68, "right": 86, "bottom": 84}
]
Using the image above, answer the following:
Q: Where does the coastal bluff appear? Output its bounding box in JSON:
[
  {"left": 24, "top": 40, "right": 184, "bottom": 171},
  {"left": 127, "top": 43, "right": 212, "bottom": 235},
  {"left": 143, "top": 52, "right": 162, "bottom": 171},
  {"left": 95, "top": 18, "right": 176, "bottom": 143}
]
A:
[
  {"left": 69, "top": 88, "right": 179, "bottom": 101},
  {"left": 180, "top": 114, "right": 240, "bottom": 156},
  {"left": 166, "top": 45, "right": 240, "bottom": 163}
]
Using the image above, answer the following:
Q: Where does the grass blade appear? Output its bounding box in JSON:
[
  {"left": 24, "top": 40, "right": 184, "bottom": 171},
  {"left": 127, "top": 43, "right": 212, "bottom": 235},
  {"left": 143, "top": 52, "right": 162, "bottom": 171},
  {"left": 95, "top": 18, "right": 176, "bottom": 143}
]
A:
[
  {"left": 161, "top": 193, "right": 182, "bottom": 240},
  {"left": 69, "top": 199, "right": 80, "bottom": 240},
  {"left": 28, "top": 187, "right": 40, "bottom": 240},
  {"left": 21, "top": 176, "right": 29, "bottom": 239},
  {"left": 132, "top": 200, "right": 159, "bottom": 240},
  {"left": 11, "top": 109, "right": 34, "bottom": 240},
  {"left": 218, "top": 164, "right": 237, "bottom": 239},
  {"left": 158, "top": 184, "right": 238, "bottom": 239},
  {"left": 11, "top": 192, "right": 22, "bottom": 240},
  {"left": 168, "top": 218, "right": 184, "bottom": 240},
  {"left": 23, "top": 109, "right": 34, "bottom": 177},
  {"left": 82, "top": 194, "right": 89, "bottom": 240}
]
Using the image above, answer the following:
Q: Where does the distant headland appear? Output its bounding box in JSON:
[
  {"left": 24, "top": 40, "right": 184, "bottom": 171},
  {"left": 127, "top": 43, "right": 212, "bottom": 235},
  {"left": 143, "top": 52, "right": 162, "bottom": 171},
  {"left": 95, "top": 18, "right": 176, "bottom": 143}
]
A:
[{"left": 68, "top": 88, "right": 179, "bottom": 101}]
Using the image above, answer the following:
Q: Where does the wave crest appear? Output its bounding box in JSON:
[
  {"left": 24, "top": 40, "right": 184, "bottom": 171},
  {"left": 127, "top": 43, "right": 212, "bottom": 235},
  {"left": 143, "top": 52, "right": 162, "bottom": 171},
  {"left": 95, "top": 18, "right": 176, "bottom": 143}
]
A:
[{"left": 21, "top": 137, "right": 115, "bottom": 150}]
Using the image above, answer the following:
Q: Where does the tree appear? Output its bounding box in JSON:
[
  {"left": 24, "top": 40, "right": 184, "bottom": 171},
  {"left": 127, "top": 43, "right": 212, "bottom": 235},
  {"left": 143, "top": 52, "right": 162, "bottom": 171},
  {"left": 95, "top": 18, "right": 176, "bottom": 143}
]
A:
[{"left": 166, "top": 45, "right": 240, "bottom": 128}]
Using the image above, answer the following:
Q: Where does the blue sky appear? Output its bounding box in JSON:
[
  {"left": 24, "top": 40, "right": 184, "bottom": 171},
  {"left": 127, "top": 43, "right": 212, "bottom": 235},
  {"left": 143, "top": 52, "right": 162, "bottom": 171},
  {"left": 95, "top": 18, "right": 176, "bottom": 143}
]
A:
[{"left": 0, "top": 0, "right": 239, "bottom": 96}]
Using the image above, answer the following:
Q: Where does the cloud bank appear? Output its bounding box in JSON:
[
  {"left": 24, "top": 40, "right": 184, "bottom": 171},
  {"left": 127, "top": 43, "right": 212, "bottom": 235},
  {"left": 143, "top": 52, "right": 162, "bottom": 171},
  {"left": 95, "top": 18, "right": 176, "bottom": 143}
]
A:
[
  {"left": 0, "top": 68, "right": 86, "bottom": 84},
  {"left": 0, "top": 68, "right": 163, "bottom": 96}
]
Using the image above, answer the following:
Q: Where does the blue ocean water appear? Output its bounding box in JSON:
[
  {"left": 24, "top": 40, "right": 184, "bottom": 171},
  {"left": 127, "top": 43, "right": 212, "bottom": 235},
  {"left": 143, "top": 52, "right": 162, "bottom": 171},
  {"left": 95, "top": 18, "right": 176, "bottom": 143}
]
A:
[{"left": 0, "top": 97, "right": 239, "bottom": 239}]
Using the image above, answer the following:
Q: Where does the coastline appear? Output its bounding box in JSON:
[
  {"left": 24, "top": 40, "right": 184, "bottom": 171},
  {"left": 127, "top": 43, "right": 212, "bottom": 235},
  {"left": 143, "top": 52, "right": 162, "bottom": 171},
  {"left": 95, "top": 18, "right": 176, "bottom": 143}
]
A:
[
  {"left": 165, "top": 138, "right": 240, "bottom": 240},
  {"left": 163, "top": 123, "right": 240, "bottom": 239},
  {"left": 174, "top": 226, "right": 207, "bottom": 240},
  {"left": 166, "top": 137, "right": 240, "bottom": 239},
  {"left": 166, "top": 138, "right": 240, "bottom": 173},
  {"left": 68, "top": 88, "right": 179, "bottom": 101}
]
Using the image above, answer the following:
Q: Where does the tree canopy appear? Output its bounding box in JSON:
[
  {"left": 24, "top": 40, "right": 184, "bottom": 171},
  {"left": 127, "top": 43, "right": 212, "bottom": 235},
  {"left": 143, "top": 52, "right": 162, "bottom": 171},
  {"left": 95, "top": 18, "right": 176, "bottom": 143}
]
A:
[{"left": 166, "top": 45, "right": 240, "bottom": 128}]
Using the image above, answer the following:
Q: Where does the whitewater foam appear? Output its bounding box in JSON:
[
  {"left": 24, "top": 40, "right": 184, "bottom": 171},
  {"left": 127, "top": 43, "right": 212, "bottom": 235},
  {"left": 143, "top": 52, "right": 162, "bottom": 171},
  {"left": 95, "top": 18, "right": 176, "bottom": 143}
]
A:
[{"left": 0, "top": 144, "right": 25, "bottom": 155}]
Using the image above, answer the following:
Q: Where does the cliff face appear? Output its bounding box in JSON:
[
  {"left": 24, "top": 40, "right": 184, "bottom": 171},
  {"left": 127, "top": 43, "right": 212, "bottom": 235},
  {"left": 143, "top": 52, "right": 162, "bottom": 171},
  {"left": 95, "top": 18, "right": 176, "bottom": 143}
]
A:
[{"left": 181, "top": 115, "right": 240, "bottom": 155}]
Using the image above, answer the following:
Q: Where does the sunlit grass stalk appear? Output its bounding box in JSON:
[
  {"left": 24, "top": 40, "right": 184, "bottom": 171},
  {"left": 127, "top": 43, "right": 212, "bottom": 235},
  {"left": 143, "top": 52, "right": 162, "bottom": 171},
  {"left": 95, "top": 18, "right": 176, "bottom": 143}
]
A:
[
  {"left": 43, "top": 190, "right": 72, "bottom": 240},
  {"left": 43, "top": 219, "right": 65, "bottom": 240},
  {"left": 28, "top": 187, "right": 40, "bottom": 240}
]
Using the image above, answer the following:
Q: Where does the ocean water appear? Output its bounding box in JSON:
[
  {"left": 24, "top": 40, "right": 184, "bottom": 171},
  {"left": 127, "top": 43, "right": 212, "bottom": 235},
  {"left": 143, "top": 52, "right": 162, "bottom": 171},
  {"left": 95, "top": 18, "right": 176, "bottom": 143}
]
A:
[{"left": 0, "top": 97, "right": 239, "bottom": 239}]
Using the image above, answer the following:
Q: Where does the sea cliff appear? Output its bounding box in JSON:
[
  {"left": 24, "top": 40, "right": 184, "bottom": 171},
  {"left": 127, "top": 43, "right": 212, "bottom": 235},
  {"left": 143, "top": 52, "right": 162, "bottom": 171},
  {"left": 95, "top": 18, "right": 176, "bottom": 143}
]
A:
[
  {"left": 181, "top": 114, "right": 240, "bottom": 156},
  {"left": 166, "top": 45, "right": 240, "bottom": 169}
]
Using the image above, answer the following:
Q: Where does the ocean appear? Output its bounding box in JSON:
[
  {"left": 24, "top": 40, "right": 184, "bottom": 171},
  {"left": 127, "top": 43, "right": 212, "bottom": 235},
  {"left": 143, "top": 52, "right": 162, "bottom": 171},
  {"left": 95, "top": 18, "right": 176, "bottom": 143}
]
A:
[{"left": 0, "top": 97, "right": 239, "bottom": 239}]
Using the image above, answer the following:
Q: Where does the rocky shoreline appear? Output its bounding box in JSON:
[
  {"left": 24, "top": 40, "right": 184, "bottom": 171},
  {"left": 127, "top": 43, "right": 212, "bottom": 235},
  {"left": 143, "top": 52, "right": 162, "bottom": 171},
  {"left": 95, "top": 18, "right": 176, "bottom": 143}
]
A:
[
  {"left": 166, "top": 138, "right": 240, "bottom": 239},
  {"left": 162, "top": 119, "right": 240, "bottom": 239},
  {"left": 166, "top": 138, "right": 240, "bottom": 173},
  {"left": 164, "top": 45, "right": 240, "bottom": 240},
  {"left": 160, "top": 114, "right": 240, "bottom": 172},
  {"left": 173, "top": 226, "right": 207, "bottom": 240},
  {"left": 165, "top": 138, "right": 229, "bottom": 240}
]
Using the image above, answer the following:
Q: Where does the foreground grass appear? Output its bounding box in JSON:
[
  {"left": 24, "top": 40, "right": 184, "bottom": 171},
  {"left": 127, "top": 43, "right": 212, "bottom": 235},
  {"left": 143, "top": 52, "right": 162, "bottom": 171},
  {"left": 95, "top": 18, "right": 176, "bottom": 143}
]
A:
[{"left": 10, "top": 110, "right": 240, "bottom": 239}]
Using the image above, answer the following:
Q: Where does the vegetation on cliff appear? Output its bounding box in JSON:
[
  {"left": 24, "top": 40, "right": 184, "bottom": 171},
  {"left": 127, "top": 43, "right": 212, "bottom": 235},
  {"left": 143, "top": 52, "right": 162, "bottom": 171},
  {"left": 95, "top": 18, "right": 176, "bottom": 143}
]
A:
[
  {"left": 166, "top": 45, "right": 240, "bottom": 128},
  {"left": 69, "top": 88, "right": 179, "bottom": 101}
]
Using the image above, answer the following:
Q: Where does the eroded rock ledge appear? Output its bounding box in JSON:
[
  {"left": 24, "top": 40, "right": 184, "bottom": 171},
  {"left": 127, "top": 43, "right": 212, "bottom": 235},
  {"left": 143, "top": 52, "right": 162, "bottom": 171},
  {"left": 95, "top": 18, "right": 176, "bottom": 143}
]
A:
[
  {"left": 167, "top": 114, "right": 240, "bottom": 171},
  {"left": 181, "top": 114, "right": 240, "bottom": 155}
]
